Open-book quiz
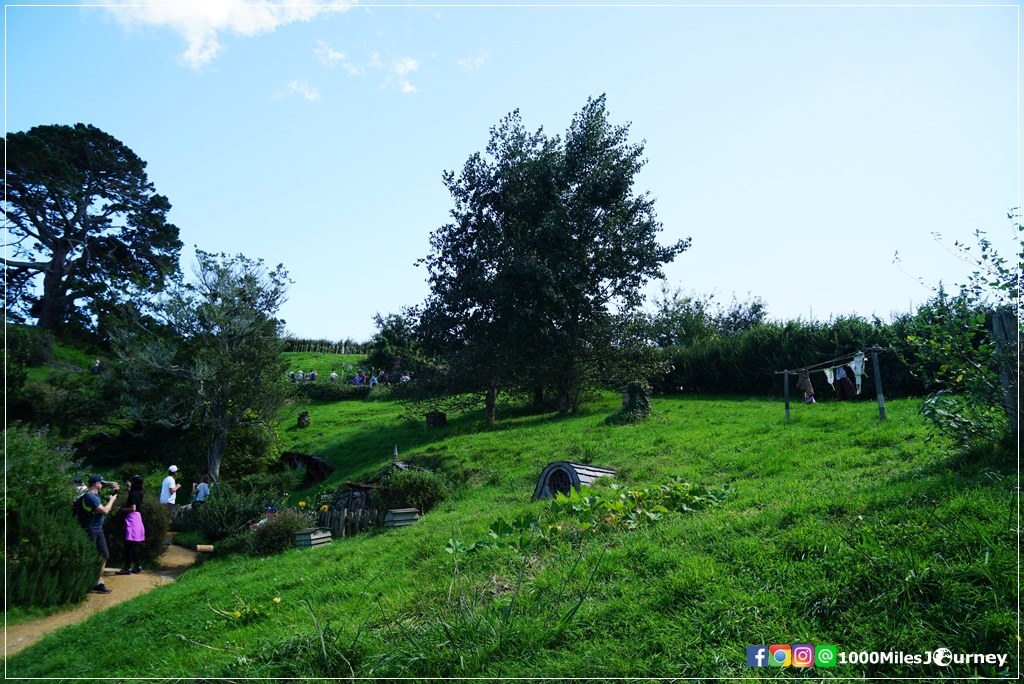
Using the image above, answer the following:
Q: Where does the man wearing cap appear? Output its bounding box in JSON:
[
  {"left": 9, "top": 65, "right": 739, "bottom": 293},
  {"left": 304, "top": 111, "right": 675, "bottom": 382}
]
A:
[
  {"left": 82, "top": 475, "right": 119, "bottom": 594},
  {"left": 160, "top": 465, "right": 181, "bottom": 517}
]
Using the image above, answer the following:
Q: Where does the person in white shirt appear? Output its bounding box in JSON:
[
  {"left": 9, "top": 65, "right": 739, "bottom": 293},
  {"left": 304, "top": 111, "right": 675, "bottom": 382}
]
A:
[{"left": 160, "top": 465, "right": 181, "bottom": 516}]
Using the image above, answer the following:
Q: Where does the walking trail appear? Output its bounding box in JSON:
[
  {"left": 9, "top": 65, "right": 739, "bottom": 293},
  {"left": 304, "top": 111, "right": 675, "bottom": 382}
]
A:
[{"left": 4, "top": 540, "right": 199, "bottom": 658}]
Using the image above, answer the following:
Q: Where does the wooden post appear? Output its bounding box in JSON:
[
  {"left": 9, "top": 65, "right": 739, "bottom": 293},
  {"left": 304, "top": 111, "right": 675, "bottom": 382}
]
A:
[
  {"left": 783, "top": 372, "right": 791, "bottom": 420},
  {"left": 870, "top": 349, "right": 886, "bottom": 421}
]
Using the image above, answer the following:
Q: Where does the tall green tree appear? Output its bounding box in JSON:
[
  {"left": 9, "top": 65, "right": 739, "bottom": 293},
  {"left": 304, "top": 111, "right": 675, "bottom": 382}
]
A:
[
  {"left": 3, "top": 124, "right": 182, "bottom": 335},
  {"left": 113, "top": 250, "right": 291, "bottom": 479},
  {"left": 419, "top": 95, "right": 689, "bottom": 417}
]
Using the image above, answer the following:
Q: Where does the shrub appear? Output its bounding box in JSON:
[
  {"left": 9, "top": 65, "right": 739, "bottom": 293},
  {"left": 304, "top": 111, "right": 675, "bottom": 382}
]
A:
[
  {"left": 374, "top": 468, "right": 449, "bottom": 514},
  {"left": 248, "top": 509, "right": 317, "bottom": 556},
  {"left": 6, "top": 496, "right": 104, "bottom": 608},
  {"left": 219, "top": 422, "right": 280, "bottom": 480},
  {"left": 294, "top": 382, "right": 372, "bottom": 402},
  {"left": 4, "top": 426, "right": 100, "bottom": 608},
  {"left": 605, "top": 381, "right": 652, "bottom": 425},
  {"left": 195, "top": 485, "right": 272, "bottom": 541}
]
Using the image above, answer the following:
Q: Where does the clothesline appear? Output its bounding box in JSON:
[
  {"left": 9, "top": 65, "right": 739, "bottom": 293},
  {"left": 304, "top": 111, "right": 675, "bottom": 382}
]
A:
[
  {"left": 774, "top": 346, "right": 885, "bottom": 375},
  {"left": 776, "top": 346, "right": 888, "bottom": 421}
]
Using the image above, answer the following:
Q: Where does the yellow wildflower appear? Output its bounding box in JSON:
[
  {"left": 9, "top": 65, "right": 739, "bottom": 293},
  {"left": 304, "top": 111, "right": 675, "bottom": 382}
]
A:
[
  {"left": 298, "top": 501, "right": 306, "bottom": 508},
  {"left": 273, "top": 597, "right": 282, "bottom": 604},
  {"left": 320, "top": 504, "right": 329, "bottom": 512}
]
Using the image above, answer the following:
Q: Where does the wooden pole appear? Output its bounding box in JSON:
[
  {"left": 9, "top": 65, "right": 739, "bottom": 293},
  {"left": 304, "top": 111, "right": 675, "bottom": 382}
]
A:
[
  {"left": 870, "top": 350, "right": 886, "bottom": 420},
  {"left": 783, "top": 372, "right": 791, "bottom": 420}
]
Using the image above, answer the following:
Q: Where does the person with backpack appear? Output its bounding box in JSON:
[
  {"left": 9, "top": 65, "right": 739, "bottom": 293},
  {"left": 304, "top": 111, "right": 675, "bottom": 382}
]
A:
[{"left": 76, "top": 474, "right": 120, "bottom": 594}]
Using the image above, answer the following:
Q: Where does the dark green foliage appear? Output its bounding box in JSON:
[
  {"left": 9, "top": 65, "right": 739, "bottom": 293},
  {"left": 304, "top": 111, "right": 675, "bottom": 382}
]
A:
[
  {"left": 104, "top": 497, "right": 171, "bottom": 569},
  {"left": 654, "top": 315, "right": 924, "bottom": 397},
  {"left": 3, "top": 123, "right": 182, "bottom": 335},
  {"left": 294, "top": 382, "right": 373, "bottom": 402},
  {"left": 283, "top": 337, "right": 368, "bottom": 354},
  {"left": 892, "top": 228, "right": 1020, "bottom": 447},
  {"left": 113, "top": 250, "right": 290, "bottom": 479},
  {"left": 366, "top": 311, "right": 430, "bottom": 377},
  {"left": 419, "top": 95, "right": 689, "bottom": 419},
  {"left": 605, "top": 382, "right": 652, "bottom": 425},
  {"left": 6, "top": 496, "right": 104, "bottom": 608},
  {"left": 248, "top": 508, "right": 316, "bottom": 556},
  {"left": 16, "top": 372, "right": 116, "bottom": 438},
  {"left": 4, "top": 426, "right": 101, "bottom": 608},
  {"left": 195, "top": 484, "right": 274, "bottom": 541},
  {"left": 219, "top": 423, "right": 280, "bottom": 481},
  {"left": 374, "top": 468, "right": 449, "bottom": 514}
]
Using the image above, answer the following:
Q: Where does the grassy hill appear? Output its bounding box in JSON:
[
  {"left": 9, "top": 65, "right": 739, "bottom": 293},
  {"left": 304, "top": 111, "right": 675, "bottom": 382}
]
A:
[{"left": 6, "top": 389, "right": 1016, "bottom": 678}]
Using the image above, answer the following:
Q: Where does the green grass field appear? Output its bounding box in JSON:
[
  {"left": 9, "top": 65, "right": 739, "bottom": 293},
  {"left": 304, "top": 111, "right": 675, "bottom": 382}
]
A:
[{"left": 7, "top": 391, "right": 1016, "bottom": 678}]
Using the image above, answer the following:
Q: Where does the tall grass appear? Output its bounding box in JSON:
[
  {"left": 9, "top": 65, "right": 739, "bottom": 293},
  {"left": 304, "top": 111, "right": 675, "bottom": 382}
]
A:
[{"left": 7, "top": 395, "right": 1015, "bottom": 678}]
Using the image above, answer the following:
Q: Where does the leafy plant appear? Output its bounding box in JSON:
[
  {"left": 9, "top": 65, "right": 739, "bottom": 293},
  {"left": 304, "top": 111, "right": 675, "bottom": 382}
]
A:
[{"left": 249, "top": 508, "right": 316, "bottom": 556}]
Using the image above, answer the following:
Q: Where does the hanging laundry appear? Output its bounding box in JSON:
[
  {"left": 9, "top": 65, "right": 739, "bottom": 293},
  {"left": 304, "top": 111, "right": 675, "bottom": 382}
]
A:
[
  {"left": 849, "top": 352, "right": 866, "bottom": 395},
  {"left": 835, "top": 366, "right": 847, "bottom": 381},
  {"left": 835, "top": 372, "right": 856, "bottom": 401},
  {"left": 823, "top": 367, "right": 835, "bottom": 389},
  {"left": 796, "top": 372, "right": 816, "bottom": 404}
]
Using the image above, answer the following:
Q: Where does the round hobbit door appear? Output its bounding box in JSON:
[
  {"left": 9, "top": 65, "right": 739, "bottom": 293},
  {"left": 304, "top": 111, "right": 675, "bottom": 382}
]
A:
[{"left": 547, "top": 468, "right": 571, "bottom": 496}]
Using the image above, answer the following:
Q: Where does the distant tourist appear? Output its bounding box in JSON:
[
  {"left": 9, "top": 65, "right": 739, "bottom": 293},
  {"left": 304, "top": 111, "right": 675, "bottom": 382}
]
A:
[
  {"left": 192, "top": 473, "right": 211, "bottom": 508},
  {"left": 329, "top": 369, "right": 338, "bottom": 383},
  {"left": 308, "top": 369, "right": 317, "bottom": 382}
]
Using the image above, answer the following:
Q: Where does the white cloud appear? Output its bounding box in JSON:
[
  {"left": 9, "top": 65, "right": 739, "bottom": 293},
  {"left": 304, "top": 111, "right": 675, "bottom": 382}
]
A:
[
  {"left": 314, "top": 39, "right": 346, "bottom": 66},
  {"left": 393, "top": 57, "right": 419, "bottom": 77},
  {"left": 287, "top": 79, "right": 321, "bottom": 101},
  {"left": 457, "top": 54, "right": 486, "bottom": 71},
  {"left": 101, "top": 0, "right": 356, "bottom": 70},
  {"left": 400, "top": 80, "right": 417, "bottom": 94}
]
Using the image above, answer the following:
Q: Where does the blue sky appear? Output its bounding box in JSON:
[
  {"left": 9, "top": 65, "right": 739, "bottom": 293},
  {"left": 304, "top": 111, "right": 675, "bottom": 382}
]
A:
[{"left": 5, "top": 2, "right": 1020, "bottom": 341}]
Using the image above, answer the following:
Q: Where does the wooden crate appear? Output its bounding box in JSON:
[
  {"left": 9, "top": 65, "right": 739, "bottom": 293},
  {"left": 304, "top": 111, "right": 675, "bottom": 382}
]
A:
[
  {"left": 384, "top": 508, "right": 419, "bottom": 529},
  {"left": 295, "top": 527, "right": 332, "bottom": 548}
]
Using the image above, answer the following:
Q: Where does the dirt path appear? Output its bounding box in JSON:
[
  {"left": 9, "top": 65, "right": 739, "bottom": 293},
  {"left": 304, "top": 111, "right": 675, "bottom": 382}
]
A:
[{"left": 4, "top": 542, "right": 199, "bottom": 657}]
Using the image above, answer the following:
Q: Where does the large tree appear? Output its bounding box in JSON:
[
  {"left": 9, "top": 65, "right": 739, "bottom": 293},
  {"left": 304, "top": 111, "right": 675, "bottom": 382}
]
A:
[
  {"left": 419, "top": 95, "right": 690, "bottom": 417},
  {"left": 113, "top": 250, "right": 290, "bottom": 480},
  {"left": 3, "top": 123, "right": 182, "bottom": 334}
]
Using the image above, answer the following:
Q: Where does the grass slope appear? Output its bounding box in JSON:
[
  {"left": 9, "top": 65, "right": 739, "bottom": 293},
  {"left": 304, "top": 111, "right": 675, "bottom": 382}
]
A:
[{"left": 7, "top": 394, "right": 1016, "bottom": 678}]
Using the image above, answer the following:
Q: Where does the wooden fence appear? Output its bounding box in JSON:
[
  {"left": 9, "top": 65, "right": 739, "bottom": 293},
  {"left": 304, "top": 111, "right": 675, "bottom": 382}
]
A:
[{"left": 316, "top": 507, "right": 381, "bottom": 538}]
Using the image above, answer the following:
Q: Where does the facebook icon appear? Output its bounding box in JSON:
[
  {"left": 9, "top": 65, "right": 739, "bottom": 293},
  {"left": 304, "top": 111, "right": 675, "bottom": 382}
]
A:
[{"left": 747, "top": 645, "right": 768, "bottom": 667}]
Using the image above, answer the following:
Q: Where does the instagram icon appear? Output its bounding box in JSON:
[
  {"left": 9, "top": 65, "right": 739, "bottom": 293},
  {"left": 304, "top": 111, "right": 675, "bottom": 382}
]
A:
[{"left": 792, "top": 644, "right": 814, "bottom": 668}]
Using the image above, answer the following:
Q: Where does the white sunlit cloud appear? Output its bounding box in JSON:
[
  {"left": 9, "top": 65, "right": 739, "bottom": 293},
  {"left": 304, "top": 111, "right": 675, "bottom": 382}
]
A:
[
  {"left": 287, "top": 80, "right": 321, "bottom": 101},
  {"left": 316, "top": 41, "right": 419, "bottom": 94},
  {"left": 99, "top": 0, "right": 357, "bottom": 70},
  {"left": 457, "top": 54, "right": 486, "bottom": 70}
]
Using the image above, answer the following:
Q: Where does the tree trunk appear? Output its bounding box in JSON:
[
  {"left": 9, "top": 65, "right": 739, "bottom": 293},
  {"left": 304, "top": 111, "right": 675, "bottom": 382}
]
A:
[
  {"left": 485, "top": 383, "right": 498, "bottom": 424},
  {"left": 992, "top": 308, "right": 1019, "bottom": 439},
  {"left": 531, "top": 385, "right": 545, "bottom": 411},
  {"left": 35, "top": 265, "right": 68, "bottom": 332},
  {"left": 557, "top": 385, "right": 571, "bottom": 417},
  {"left": 206, "top": 429, "right": 228, "bottom": 481}
]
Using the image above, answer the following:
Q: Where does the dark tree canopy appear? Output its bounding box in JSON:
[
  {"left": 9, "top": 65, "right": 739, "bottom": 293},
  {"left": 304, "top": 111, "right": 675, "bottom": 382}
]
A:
[
  {"left": 3, "top": 123, "right": 182, "bottom": 334},
  {"left": 419, "top": 95, "right": 690, "bottom": 417},
  {"left": 113, "top": 250, "right": 291, "bottom": 480}
]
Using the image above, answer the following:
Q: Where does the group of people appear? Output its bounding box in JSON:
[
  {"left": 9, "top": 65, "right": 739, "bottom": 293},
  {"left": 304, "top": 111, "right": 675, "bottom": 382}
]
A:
[
  {"left": 287, "top": 369, "right": 319, "bottom": 382},
  {"left": 75, "top": 465, "right": 212, "bottom": 595},
  {"left": 287, "top": 367, "right": 413, "bottom": 386}
]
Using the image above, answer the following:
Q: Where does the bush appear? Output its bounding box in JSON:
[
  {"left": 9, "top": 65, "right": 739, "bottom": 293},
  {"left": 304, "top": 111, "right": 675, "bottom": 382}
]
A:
[
  {"left": 104, "top": 496, "right": 171, "bottom": 569},
  {"left": 4, "top": 426, "right": 101, "bottom": 608},
  {"left": 195, "top": 485, "right": 275, "bottom": 541},
  {"left": 248, "top": 509, "right": 317, "bottom": 556},
  {"left": 219, "top": 423, "right": 280, "bottom": 480},
  {"left": 6, "top": 496, "right": 104, "bottom": 608},
  {"left": 294, "top": 382, "right": 372, "bottom": 402},
  {"left": 374, "top": 468, "right": 449, "bottom": 514}
]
